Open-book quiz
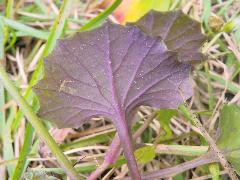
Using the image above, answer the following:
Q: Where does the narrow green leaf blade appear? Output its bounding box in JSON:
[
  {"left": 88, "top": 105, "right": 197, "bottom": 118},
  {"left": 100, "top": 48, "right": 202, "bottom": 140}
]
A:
[
  {"left": 12, "top": 123, "right": 34, "bottom": 180},
  {"left": 80, "top": 0, "right": 122, "bottom": 31},
  {"left": 134, "top": 146, "right": 156, "bottom": 164}
]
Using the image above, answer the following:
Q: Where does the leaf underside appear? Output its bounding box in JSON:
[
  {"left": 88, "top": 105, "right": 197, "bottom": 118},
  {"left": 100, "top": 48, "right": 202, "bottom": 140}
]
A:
[{"left": 34, "top": 21, "right": 192, "bottom": 128}]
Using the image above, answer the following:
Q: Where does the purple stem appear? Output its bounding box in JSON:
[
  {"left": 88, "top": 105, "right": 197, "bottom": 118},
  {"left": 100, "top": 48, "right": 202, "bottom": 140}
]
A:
[
  {"left": 142, "top": 155, "right": 217, "bottom": 179},
  {"left": 88, "top": 135, "right": 121, "bottom": 180},
  {"left": 88, "top": 112, "right": 157, "bottom": 179},
  {"left": 123, "top": 153, "right": 218, "bottom": 179},
  {"left": 114, "top": 112, "right": 141, "bottom": 180}
]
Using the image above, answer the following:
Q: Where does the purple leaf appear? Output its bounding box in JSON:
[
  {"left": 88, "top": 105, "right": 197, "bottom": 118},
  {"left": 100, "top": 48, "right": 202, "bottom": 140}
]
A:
[
  {"left": 34, "top": 11, "right": 204, "bottom": 179},
  {"left": 34, "top": 22, "right": 191, "bottom": 128},
  {"left": 134, "top": 10, "right": 206, "bottom": 62}
]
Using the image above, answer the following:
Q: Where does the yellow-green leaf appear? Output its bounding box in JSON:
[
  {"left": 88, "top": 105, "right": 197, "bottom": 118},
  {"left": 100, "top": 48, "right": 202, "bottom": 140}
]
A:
[
  {"left": 134, "top": 146, "right": 156, "bottom": 164},
  {"left": 124, "top": 0, "right": 172, "bottom": 23}
]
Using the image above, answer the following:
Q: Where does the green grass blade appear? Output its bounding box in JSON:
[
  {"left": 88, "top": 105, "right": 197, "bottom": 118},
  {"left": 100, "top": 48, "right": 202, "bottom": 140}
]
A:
[
  {"left": 12, "top": 123, "right": 34, "bottom": 180},
  {"left": 2, "top": 17, "right": 49, "bottom": 40},
  {"left": 0, "top": 17, "right": 4, "bottom": 59},
  {"left": 12, "top": 94, "right": 39, "bottom": 179},
  {"left": 3, "top": 105, "right": 16, "bottom": 178},
  {"left": 199, "top": 71, "right": 240, "bottom": 94},
  {"left": 41, "top": 0, "right": 73, "bottom": 56},
  {"left": 61, "top": 132, "right": 115, "bottom": 151},
  {"left": 5, "top": 0, "right": 14, "bottom": 18},
  {"left": 0, "top": 16, "right": 5, "bottom": 133},
  {"left": 202, "top": 0, "right": 211, "bottom": 31},
  {"left": 31, "top": 164, "right": 96, "bottom": 175},
  {"left": 204, "top": 63, "right": 215, "bottom": 110},
  {"left": 217, "top": 0, "right": 233, "bottom": 16},
  {"left": 80, "top": 0, "right": 122, "bottom": 31},
  {"left": 34, "top": 0, "right": 49, "bottom": 14}
]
